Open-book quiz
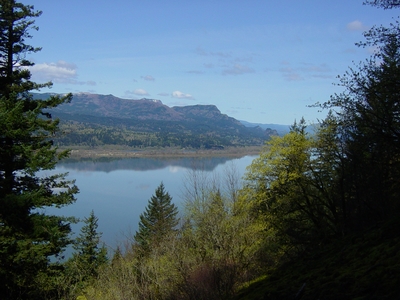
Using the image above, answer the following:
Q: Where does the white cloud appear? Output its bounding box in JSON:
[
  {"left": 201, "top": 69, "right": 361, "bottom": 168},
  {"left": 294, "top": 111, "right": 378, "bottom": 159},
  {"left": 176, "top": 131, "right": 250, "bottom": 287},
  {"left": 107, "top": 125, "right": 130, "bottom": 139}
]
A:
[
  {"left": 141, "top": 75, "right": 155, "bottom": 81},
  {"left": 133, "top": 88, "right": 149, "bottom": 96},
  {"left": 29, "top": 60, "right": 96, "bottom": 85},
  {"left": 222, "top": 64, "right": 255, "bottom": 75},
  {"left": 172, "top": 90, "right": 194, "bottom": 99},
  {"left": 124, "top": 89, "right": 150, "bottom": 98},
  {"left": 347, "top": 20, "right": 366, "bottom": 31}
]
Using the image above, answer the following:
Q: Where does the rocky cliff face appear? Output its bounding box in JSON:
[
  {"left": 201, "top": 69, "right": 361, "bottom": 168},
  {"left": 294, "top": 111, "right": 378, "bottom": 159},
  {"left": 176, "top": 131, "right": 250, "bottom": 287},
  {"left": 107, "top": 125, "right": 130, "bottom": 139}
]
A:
[
  {"left": 37, "top": 93, "right": 240, "bottom": 124},
  {"left": 33, "top": 92, "right": 274, "bottom": 145}
]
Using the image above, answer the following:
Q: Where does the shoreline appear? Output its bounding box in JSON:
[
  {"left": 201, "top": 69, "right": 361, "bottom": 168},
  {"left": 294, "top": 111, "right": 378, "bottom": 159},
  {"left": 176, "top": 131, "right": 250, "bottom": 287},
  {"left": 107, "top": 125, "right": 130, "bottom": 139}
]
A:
[{"left": 61, "top": 146, "right": 265, "bottom": 159}]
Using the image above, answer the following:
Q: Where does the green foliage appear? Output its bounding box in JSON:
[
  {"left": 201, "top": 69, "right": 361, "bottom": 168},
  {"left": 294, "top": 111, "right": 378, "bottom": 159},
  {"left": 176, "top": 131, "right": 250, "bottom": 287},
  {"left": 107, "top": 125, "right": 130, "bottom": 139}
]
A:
[
  {"left": 63, "top": 211, "right": 107, "bottom": 298},
  {"left": 53, "top": 118, "right": 264, "bottom": 149},
  {"left": 237, "top": 2, "right": 400, "bottom": 298},
  {"left": 75, "top": 167, "right": 265, "bottom": 300},
  {"left": 70, "top": 211, "right": 108, "bottom": 279},
  {"left": 363, "top": 0, "right": 400, "bottom": 9},
  {"left": 321, "top": 23, "right": 400, "bottom": 230},
  {"left": 134, "top": 182, "right": 179, "bottom": 253},
  {"left": 0, "top": 1, "right": 78, "bottom": 298},
  {"left": 173, "top": 166, "right": 266, "bottom": 300},
  {"left": 235, "top": 217, "right": 400, "bottom": 300},
  {"left": 243, "top": 118, "right": 343, "bottom": 249},
  {"left": 244, "top": 4, "right": 400, "bottom": 248}
]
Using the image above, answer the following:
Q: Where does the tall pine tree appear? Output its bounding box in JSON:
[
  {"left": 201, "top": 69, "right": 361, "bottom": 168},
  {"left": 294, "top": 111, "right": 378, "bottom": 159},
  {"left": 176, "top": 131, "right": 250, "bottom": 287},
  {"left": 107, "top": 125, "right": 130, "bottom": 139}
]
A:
[
  {"left": 318, "top": 1, "right": 400, "bottom": 230},
  {"left": 134, "top": 182, "right": 179, "bottom": 253},
  {"left": 67, "top": 211, "right": 107, "bottom": 286},
  {"left": 0, "top": 1, "right": 78, "bottom": 298}
]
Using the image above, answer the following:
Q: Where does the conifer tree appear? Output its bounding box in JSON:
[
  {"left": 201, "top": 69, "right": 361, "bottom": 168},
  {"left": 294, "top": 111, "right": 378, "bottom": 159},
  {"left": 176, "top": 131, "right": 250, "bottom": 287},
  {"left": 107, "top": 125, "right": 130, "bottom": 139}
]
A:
[
  {"left": 69, "top": 210, "right": 108, "bottom": 283},
  {"left": 0, "top": 1, "right": 78, "bottom": 298},
  {"left": 134, "top": 182, "right": 179, "bottom": 252}
]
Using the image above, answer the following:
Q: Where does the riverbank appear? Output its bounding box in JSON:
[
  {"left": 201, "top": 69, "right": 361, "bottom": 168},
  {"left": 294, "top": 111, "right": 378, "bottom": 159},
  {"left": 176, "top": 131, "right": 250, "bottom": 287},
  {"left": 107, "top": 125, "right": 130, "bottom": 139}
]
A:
[{"left": 61, "top": 145, "right": 265, "bottom": 159}]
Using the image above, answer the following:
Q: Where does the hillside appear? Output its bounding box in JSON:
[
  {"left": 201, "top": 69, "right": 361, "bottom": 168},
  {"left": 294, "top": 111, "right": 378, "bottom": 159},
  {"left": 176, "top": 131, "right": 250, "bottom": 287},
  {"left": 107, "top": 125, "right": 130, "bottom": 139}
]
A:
[
  {"left": 240, "top": 120, "right": 290, "bottom": 135},
  {"left": 235, "top": 217, "right": 400, "bottom": 300},
  {"left": 34, "top": 93, "right": 278, "bottom": 149}
]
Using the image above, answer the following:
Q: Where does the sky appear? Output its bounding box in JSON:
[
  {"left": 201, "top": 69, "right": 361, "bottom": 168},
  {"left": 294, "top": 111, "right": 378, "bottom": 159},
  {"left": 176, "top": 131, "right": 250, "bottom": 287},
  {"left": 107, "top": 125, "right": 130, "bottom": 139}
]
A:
[{"left": 22, "top": 0, "right": 399, "bottom": 124}]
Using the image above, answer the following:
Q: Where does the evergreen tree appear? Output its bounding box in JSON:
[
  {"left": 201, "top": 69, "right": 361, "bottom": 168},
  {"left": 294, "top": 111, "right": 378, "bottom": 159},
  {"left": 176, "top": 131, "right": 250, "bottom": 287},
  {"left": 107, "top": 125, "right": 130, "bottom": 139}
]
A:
[
  {"left": 321, "top": 35, "right": 400, "bottom": 229},
  {"left": 68, "top": 210, "right": 107, "bottom": 284},
  {"left": 316, "top": 2, "right": 400, "bottom": 230},
  {"left": 0, "top": 1, "right": 78, "bottom": 298},
  {"left": 134, "top": 182, "right": 179, "bottom": 252},
  {"left": 363, "top": 0, "right": 400, "bottom": 9}
]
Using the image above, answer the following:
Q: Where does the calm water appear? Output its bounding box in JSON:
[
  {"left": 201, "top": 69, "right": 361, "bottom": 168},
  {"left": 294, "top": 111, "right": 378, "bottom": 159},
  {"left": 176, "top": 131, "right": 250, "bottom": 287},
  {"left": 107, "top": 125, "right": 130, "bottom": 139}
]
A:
[{"left": 45, "top": 155, "right": 257, "bottom": 250}]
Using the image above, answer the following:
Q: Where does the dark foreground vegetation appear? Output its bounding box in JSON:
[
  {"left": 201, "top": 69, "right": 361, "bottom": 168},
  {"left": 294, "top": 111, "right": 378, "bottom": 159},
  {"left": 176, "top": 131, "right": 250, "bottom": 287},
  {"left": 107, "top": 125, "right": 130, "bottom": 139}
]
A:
[
  {"left": 235, "top": 217, "right": 400, "bottom": 299},
  {"left": 1, "top": 0, "right": 400, "bottom": 299}
]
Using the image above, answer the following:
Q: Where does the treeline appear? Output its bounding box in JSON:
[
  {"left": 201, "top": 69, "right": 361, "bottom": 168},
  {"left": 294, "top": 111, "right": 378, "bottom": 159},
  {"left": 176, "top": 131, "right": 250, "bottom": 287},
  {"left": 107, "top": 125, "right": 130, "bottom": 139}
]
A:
[{"left": 55, "top": 119, "right": 260, "bottom": 149}]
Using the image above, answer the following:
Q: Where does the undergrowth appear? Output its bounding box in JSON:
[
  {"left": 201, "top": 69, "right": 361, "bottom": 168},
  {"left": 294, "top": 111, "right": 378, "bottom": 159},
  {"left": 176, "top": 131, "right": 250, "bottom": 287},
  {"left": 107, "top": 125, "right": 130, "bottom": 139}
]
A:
[{"left": 234, "top": 217, "right": 400, "bottom": 300}]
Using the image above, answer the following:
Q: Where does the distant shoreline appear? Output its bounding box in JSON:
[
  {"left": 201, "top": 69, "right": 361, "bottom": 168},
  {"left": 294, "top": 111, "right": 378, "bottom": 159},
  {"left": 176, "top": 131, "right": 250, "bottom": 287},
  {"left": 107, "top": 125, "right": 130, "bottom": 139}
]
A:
[{"left": 60, "top": 145, "right": 264, "bottom": 159}]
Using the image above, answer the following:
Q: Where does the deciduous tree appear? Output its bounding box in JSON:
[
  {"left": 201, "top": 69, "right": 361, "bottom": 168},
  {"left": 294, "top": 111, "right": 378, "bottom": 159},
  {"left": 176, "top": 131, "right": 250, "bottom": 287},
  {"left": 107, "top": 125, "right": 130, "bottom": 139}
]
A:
[{"left": 243, "top": 118, "right": 344, "bottom": 249}]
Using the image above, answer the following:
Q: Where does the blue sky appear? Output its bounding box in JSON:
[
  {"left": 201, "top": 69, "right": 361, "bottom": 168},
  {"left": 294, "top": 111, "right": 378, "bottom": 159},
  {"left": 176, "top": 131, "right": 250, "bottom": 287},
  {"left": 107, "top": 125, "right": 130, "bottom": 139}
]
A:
[{"left": 24, "top": 1, "right": 398, "bottom": 124}]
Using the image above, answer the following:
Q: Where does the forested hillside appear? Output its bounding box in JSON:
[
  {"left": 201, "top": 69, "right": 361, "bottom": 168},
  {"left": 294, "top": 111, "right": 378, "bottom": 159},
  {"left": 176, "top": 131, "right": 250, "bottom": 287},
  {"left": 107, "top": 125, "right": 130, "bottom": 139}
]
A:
[{"left": 33, "top": 93, "right": 277, "bottom": 149}]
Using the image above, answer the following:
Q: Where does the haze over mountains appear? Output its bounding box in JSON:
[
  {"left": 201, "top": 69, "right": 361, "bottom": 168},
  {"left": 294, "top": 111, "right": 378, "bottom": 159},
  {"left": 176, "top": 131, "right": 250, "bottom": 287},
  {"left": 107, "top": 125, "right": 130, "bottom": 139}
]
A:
[
  {"left": 33, "top": 93, "right": 283, "bottom": 148},
  {"left": 36, "top": 93, "right": 283, "bottom": 128}
]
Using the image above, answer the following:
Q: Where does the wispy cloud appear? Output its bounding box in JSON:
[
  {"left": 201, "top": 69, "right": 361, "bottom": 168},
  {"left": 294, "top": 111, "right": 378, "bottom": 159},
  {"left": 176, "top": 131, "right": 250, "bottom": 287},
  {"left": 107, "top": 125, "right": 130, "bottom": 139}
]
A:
[
  {"left": 347, "top": 20, "right": 366, "bottom": 31},
  {"left": 196, "top": 46, "right": 208, "bottom": 56},
  {"left": 141, "top": 75, "right": 155, "bottom": 81},
  {"left": 222, "top": 64, "right": 255, "bottom": 75},
  {"left": 187, "top": 70, "right": 204, "bottom": 74},
  {"left": 172, "top": 90, "right": 194, "bottom": 100},
  {"left": 29, "top": 60, "right": 96, "bottom": 85},
  {"left": 196, "top": 46, "right": 231, "bottom": 58},
  {"left": 280, "top": 67, "right": 304, "bottom": 81},
  {"left": 279, "top": 61, "right": 332, "bottom": 81},
  {"left": 196, "top": 46, "right": 256, "bottom": 76},
  {"left": 158, "top": 92, "right": 170, "bottom": 97}
]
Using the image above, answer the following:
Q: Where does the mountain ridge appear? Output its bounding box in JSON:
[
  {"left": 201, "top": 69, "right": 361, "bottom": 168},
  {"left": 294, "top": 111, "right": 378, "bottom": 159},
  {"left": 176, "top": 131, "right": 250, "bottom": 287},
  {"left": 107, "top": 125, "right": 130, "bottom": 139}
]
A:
[{"left": 33, "top": 93, "right": 279, "bottom": 148}]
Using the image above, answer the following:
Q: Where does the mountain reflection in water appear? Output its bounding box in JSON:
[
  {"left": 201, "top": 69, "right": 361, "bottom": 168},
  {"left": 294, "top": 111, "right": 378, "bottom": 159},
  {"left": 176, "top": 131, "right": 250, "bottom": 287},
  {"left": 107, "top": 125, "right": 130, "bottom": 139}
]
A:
[
  {"left": 58, "top": 156, "right": 239, "bottom": 173},
  {"left": 52, "top": 155, "right": 257, "bottom": 251}
]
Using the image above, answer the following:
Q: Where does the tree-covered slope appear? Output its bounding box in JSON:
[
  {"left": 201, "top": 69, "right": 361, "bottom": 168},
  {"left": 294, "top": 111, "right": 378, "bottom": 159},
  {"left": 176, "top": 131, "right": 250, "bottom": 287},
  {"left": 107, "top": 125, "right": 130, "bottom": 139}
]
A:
[
  {"left": 33, "top": 93, "right": 277, "bottom": 148},
  {"left": 235, "top": 217, "right": 400, "bottom": 300}
]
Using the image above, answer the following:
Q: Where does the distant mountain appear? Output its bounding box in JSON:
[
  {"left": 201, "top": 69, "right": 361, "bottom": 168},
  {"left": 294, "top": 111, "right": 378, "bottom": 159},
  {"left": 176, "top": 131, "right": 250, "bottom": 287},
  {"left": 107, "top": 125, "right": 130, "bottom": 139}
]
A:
[
  {"left": 33, "top": 93, "right": 276, "bottom": 148},
  {"left": 240, "top": 120, "right": 290, "bottom": 136}
]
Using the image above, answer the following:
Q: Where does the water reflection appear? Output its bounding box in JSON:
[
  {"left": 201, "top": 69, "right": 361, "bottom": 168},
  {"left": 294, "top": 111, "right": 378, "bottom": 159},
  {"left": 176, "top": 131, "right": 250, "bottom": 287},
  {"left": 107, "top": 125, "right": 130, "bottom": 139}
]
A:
[
  {"left": 53, "top": 155, "right": 257, "bottom": 251},
  {"left": 59, "top": 156, "right": 240, "bottom": 173}
]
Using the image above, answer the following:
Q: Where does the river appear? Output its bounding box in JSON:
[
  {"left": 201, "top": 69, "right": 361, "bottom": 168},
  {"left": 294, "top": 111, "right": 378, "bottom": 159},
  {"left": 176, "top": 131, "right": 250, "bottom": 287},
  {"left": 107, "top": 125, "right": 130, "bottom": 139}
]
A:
[{"left": 46, "top": 155, "right": 257, "bottom": 251}]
